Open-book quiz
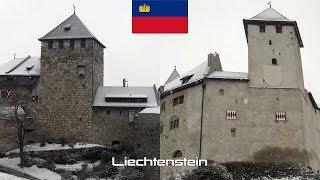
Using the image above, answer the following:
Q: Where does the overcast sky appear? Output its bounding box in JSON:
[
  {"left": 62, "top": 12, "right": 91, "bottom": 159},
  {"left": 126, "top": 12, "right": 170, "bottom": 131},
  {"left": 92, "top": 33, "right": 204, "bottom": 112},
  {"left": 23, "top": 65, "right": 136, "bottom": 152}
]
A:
[{"left": 0, "top": 0, "right": 319, "bottom": 100}]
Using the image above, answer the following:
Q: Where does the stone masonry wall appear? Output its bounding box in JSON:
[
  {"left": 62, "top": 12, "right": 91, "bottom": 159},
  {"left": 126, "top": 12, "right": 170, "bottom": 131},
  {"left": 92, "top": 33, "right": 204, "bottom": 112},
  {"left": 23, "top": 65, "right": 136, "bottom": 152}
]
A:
[{"left": 36, "top": 39, "right": 104, "bottom": 143}]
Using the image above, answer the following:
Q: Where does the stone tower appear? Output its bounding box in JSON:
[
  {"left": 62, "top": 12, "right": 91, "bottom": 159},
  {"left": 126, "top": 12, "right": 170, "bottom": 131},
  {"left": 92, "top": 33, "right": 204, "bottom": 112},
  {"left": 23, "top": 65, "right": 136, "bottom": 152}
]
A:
[
  {"left": 37, "top": 13, "right": 105, "bottom": 141},
  {"left": 243, "top": 7, "right": 304, "bottom": 89}
]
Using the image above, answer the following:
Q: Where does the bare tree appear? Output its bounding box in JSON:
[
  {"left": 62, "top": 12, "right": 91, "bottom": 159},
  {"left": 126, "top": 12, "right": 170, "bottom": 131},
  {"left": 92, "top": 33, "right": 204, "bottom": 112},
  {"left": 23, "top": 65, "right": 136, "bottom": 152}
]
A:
[{"left": 1, "top": 89, "right": 33, "bottom": 167}]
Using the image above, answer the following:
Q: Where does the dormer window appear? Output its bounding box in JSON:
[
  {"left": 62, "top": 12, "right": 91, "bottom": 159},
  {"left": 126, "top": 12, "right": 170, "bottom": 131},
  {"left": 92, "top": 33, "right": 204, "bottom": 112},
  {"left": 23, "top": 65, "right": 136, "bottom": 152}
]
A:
[
  {"left": 64, "top": 24, "right": 71, "bottom": 31},
  {"left": 26, "top": 65, "right": 34, "bottom": 71},
  {"left": 259, "top": 25, "right": 265, "bottom": 33},
  {"left": 180, "top": 75, "right": 193, "bottom": 84}
]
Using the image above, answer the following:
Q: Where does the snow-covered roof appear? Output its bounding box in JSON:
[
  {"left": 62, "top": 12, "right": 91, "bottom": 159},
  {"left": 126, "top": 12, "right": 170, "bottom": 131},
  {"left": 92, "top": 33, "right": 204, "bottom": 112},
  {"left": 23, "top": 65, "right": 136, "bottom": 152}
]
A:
[
  {"left": 138, "top": 107, "right": 160, "bottom": 114},
  {"left": 93, "top": 86, "right": 158, "bottom": 108},
  {"left": 39, "top": 14, "right": 105, "bottom": 48},
  {"left": 246, "top": 7, "right": 293, "bottom": 21},
  {"left": 165, "top": 68, "right": 180, "bottom": 85},
  {"left": 164, "top": 61, "right": 209, "bottom": 91},
  {"left": 164, "top": 60, "right": 249, "bottom": 92},
  {"left": 0, "top": 56, "right": 40, "bottom": 76},
  {"left": 208, "top": 71, "right": 249, "bottom": 80}
]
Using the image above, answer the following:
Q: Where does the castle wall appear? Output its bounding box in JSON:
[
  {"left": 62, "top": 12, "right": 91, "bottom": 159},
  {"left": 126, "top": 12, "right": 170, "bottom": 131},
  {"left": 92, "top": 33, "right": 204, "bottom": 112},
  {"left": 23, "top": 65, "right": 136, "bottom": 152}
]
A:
[
  {"left": 160, "top": 80, "right": 308, "bottom": 178},
  {"left": 301, "top": 92, "right": 320, "bottom": 170},
  {"left": 134, "top": 113, "right": 160, "bottom": 180},
  {"left": 91, "top": 107, "right": 137, "bottom": 146},
  {"left": 160, "top": 85, "right": 203, "bottom": 179},
  {"left": 36, "top": 39, "right": 104, "bottom": 142},
  {"left": 202, "top": 80, "right": 306, "bottom": 162}
]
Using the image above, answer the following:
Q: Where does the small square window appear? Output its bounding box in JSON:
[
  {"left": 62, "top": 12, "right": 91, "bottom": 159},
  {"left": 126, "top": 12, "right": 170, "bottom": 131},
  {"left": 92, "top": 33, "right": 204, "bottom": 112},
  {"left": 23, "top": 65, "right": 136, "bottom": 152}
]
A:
[
  {"left": 231, "top": 128, "right": 236, "bottom": 137},
  {"left": 59, "top": 40, "right": 64, "bottom": 49},
  {"left": 272, "top": 58, "right": 278, "bottom": 65},
  {"left": 48, "top": 41, "right": 53, "bottom": 49},
  {"left": 276, "top": 26, "right": 282, "bottom": 33},
  {"left": 70, "top": 40, "right": 75, "bottom": 49},
  {"left": 260, "top": 26, "right": 266, "bottom": 33},
  {"left": 226, "top": 111, "right": 237, "bottom": 120},
  {"left": 275, "top": 112, "right": 286, "bottom": 121},
  {"left": 106, "top": 110, "right": 111, "bottom": 115},
  {"left": 81, "top": 39, "right": 86, "bottom": 48}
]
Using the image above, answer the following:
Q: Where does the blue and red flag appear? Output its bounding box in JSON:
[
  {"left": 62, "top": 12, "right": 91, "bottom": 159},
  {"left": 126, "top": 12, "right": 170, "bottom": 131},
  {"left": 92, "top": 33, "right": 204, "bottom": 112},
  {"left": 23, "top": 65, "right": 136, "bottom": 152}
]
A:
[{"left": 132, "top": 0, "right": 188, "bottom": 33}]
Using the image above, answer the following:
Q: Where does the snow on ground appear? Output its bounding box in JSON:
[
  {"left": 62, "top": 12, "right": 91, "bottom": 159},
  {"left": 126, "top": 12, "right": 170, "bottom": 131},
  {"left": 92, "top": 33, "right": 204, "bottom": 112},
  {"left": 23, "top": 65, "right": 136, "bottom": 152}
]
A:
[
  {"left": 8, "top": 142, "right": 104, "bottom": 153},
  {"left": 55, "top": 161, "right": 101, "bottom": 172},
  {"left": 0, "top": 172, "right": 28, "bottom": 180},
  {"left": 0, "top": 157, "right": 61, "bottom": 180}
]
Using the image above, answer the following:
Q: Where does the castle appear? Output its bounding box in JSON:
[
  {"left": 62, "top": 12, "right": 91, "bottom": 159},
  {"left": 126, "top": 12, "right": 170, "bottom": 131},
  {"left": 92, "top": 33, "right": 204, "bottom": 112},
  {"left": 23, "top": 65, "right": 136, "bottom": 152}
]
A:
[
  {"left": 160, "top": 7, "right": 320, "bottom": 178},
  {"left": 0, "top": 12, "right": 160, "bottom": 178}
]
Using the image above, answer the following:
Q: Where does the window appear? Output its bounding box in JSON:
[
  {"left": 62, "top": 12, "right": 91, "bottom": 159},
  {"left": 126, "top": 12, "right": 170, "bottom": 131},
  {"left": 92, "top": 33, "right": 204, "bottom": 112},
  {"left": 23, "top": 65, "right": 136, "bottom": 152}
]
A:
[
  {"left": 48, "top": 41, "right": 53, "bottom": 49},
  {"left": 81, "top": 39, "right": 86, "bottom": 48},
  {"left": 259, "top": 26, "right": 266, "bottom": 33},
  {"left": 231, "top": 128, "right": 236, "bottom": 137},
  {"left": 106, "top": 110, "right": 111, "bottom": 115},
  {"left": 219, "top": 89, "right": 224, "bottom": 96},
  {"left": 180, "top": 75, "right": 193, "bottom": 84},
  {"left": 269, "top": 40, "right": 272, "bottom": 45},
  {"left": 276, "top": 26, "right": 282, "bottom": 33},
  {"left": 275, "top": 112, "right": 286, "bottom": 122},
  {"left": 173, "top": 150, "right": 182, "bottom": 158},
  {"left": 59, "top": 40, "right": 64, "bottom": 49},
  {"left": 161, "top": 102, "right": 165, "bottom": 111},
  {"left": 170, "top": 116, "right": 179, "bottom": 130},
  {"left": 94, "top": 109, "right": 98, "bottom": 114},
  {"left": 226, "top": 111, "right": 237, "bottom": 120},
  {"left": 0, "top": 90, "right": 8, "bottom": 98},
  {"left": 70, "top": 40, "right": 75, "bottom": 49},
  {"left": 173, "top": 96, "right": 184, "bottom": 106},
  {"left": 272, "top": 58, "right": 278, "bottom": 65}
]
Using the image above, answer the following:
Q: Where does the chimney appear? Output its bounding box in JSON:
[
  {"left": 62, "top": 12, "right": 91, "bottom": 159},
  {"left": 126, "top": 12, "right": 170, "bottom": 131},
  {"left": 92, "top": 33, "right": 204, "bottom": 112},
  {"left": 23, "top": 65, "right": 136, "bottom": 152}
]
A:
[
  {"left": 123, "top": 78, "right": 126, "bottom": 87},
  {"left": 207, "top": 53, "right": 222, "bottom": 75}
]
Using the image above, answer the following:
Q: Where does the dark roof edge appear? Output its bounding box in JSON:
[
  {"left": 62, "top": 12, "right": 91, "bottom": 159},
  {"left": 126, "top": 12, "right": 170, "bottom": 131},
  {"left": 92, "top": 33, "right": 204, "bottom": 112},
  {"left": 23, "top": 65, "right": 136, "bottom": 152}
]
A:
[
  {"left": 308, "top": 92, "right": 320, "bottom": 111},
  {"left": 243, "top": 19, "right": 303, "bottom": 48}
]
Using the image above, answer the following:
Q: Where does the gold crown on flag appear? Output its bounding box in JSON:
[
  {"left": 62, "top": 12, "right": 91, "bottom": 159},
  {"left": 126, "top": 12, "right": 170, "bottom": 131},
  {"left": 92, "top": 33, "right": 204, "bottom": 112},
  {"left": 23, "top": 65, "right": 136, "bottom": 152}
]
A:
[{"left": 139, "top": 4, "right": 150, "bottom": 13}]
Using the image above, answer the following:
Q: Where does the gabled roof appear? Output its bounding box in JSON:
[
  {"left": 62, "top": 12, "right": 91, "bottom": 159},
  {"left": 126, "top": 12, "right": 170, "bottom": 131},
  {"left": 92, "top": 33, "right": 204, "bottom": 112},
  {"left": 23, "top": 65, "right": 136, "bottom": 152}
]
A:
[
  {"left": 93, "top": 86, "right": 158, "bottom": 108},
  {"left": 247, "top": 7, "right": 291, "bottom": 21},
  {"left": 243, "top": 7, "right": 303, "bottom": 47},
  {"left": 39, "top": 14, "right": 105, "bottom": 48},
  {"left": 0, "top": 56, "right": 40, "bottom": 76},
  {"left": 165, "top": 67, "right": 180, "bottom": 85}
]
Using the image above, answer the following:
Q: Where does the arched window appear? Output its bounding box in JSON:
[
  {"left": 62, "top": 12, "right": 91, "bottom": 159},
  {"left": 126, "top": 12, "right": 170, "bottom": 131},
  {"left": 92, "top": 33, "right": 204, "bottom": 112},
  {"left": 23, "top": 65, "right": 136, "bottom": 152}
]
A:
[
  {"left": 272, "top": 58, "right": 278, "bottom": 65},
  {"left": 173, "top": 150, "right": 182, "bottom": 158},
  {"left": 170, "top": 116, "right": 179, "bottom": 130},
  {"left": 219, "top": 89, "right": 224, "bottom": 96}
]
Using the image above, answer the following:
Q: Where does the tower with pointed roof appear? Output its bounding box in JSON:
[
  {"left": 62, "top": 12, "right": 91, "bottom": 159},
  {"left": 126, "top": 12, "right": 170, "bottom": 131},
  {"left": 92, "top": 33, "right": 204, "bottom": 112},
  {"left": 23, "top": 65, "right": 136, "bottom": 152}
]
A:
[
  {"left": 37, "top": 13, "right": 105, "bottom": 141},
  {"left": 243, "top": 7, "right": 304, "bottom": 89}
]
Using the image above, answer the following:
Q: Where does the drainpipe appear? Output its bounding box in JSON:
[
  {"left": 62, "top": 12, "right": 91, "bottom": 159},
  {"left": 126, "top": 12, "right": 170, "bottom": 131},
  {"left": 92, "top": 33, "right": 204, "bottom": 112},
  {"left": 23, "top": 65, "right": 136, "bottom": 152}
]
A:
[{"left": 199, "top": 79, "right": 206, "bottom": 158}]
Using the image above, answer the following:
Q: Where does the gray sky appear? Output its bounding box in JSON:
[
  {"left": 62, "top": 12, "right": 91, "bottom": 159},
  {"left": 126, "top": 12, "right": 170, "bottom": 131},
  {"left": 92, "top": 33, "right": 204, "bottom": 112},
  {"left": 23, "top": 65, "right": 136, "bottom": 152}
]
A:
[{"left": 0, "top": 0, "right": 319, "bottom": 100}]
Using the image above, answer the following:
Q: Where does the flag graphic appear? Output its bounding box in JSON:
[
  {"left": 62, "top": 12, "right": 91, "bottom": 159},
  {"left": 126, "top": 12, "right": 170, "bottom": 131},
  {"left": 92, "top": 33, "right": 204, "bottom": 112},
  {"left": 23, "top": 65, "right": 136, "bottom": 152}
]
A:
[{"left": 132, "top": 0, "right": 188, "bottom": 33}]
